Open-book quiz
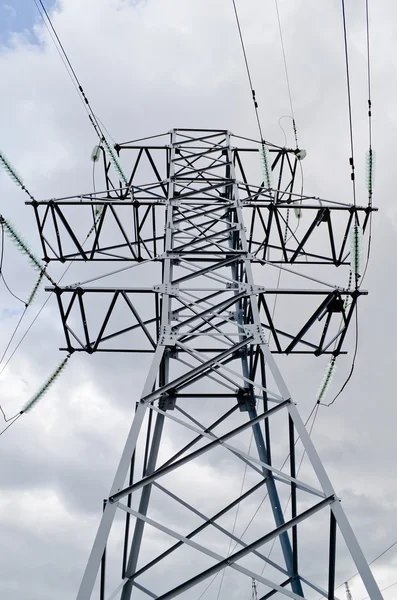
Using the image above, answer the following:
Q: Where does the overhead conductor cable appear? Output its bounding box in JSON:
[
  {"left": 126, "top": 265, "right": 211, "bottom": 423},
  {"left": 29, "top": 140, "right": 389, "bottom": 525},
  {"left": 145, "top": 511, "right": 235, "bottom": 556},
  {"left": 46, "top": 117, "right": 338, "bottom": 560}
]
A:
[
  {"left": 33, "top": 0, "right": 128, "bottom": 190},
  {"left": 321, "top": 0, "right": 373, "bottom": 409},
  {"left": 358, "top": 0, "right": 375, "bottom": 287}
]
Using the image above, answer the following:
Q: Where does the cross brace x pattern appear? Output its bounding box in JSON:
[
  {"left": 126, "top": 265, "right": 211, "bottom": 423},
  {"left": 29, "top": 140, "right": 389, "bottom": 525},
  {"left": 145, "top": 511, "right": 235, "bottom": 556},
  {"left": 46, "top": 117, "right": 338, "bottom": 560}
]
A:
[{"left": 30, "top": 130, "right": 382, "bottom": 600}]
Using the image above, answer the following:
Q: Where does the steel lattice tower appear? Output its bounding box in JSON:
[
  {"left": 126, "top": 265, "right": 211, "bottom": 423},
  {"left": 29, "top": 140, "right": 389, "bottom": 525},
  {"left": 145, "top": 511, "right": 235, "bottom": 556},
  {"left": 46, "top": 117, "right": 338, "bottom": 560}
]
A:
[{"left": 29, "top": 129, "right": 381, "bottom": 600}]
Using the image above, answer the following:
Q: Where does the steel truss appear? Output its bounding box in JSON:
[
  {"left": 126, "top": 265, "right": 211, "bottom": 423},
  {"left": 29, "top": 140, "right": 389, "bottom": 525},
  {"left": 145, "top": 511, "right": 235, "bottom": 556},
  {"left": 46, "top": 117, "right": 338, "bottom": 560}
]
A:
[{"left": 30, "top": 129, "right": 382, "bottom": 599}]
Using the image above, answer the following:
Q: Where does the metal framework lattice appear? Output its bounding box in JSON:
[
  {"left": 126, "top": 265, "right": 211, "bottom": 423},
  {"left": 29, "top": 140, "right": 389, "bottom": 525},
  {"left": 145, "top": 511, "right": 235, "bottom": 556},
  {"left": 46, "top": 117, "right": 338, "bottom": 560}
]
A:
[{"left": 29, "top": 129, "right": 381, "bottom": 600}]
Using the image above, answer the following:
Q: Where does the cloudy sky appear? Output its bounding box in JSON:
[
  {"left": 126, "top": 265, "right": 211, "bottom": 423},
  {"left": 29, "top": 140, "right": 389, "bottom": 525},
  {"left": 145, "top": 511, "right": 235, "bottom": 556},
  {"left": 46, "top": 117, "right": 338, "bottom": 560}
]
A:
[{"left": 0, "top": 1, "right": 396, "bottom": 599}]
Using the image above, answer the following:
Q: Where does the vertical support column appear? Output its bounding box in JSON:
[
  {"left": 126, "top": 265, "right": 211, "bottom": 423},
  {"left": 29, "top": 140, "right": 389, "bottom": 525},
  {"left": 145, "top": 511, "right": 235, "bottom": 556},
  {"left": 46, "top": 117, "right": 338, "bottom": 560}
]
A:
[
  {"left": 328, "top": 512, "right": 336, "bottom": 600},
  {"left": 226, "top": 133, "right": 304, "bottom": 597},
  {"left": 289, "top": 416, "right": 298, "bottom": 579},
  {"left": 120, "top": 130, "right": 177, "bottom": 600},
  {"left": 100, "top": 500, "right": 107, "bottom": 600},
  {"left": 122, "top": 454, "right": 135, "bottom": 578}
]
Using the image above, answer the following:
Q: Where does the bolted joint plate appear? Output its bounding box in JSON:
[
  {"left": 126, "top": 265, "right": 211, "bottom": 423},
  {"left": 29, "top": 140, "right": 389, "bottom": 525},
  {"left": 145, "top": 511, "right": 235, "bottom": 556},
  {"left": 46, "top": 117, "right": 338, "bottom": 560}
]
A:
[
  {"left": 226, "top": 282, "right": 266, "bottom": 294},
  {"left": 158, "top": 325, "right": 179, "bottom": 346},
  {"left": 153, "top": 283, "right": 179, "bottom": 296},
  {"left": 243, "top": 324, "right": 268, "bottom": 345}
]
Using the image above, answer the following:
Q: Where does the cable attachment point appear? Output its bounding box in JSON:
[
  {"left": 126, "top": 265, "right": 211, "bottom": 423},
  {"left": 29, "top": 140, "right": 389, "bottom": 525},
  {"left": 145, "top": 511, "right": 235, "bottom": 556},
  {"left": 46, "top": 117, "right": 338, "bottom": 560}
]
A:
[{"left": 102, "top": 137, "right": 128, "bottom": 187}]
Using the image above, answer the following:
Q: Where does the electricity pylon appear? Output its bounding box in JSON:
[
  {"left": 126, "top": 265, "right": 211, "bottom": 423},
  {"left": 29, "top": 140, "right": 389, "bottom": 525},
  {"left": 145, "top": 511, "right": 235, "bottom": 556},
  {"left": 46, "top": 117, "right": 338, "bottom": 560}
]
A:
[{"left": 29, "top": 129, "right": 381, "bottom": 599}]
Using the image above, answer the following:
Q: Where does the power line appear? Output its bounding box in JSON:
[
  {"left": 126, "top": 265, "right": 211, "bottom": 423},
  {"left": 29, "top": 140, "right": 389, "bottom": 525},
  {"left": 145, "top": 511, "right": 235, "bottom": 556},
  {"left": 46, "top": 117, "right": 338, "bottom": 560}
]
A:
[
  {"left": 195, "top": 400, "right": 319, "bottom": 600},
  {"left": 232, "top": 0, "right": 301, "bottom": 151},
  {"left": 369, "top": 540, "right": 397, "bottom": 567},
  {"left": 0, "top": 413, "right": 22, "bottom": 437},
  {"left": 319, "top": 304, "right": 359, "bottom": 407},
  {"left": 0, "top": 203, "right": 110, "bottom": 424},
  {"left": 231, "top": 0, "right": 265, "bottom": 143},
  {"left": 359, "top": 0, "right": 374, "bottom": 285},
  {"left": 200, "top": 400, "right": 320, "bottom": 600},
  {"left": 259, "top": 404, "right": 320, "bottom": 580},
  {"left": 32, "top": 0, "right": 111, "bottom": 143},
  {"left": 0, "top": 219, "right": 28, "bottom": 305},
  {"left": 0, "top": 222, "right": 30, "bottom": 370},
  {"left": 1, "top": 273, "right": 26, "bottom": 305},
  {"left": 0, "top": 307, "right": 28, "bottom": 370},
  {"left": 0, "top": 294, "right": 52, "bottom": 378},
  {"left": 274, "top": 0, "right": 298, "bottom": 148},
  {"left": 234, "top": 0, "right": 303, "bottom": 351},
  {"left": 335, "top": 537, "right": 397, "bottom": 595},
  {"left": 365, "top": 0, "right": 373, "bottom": 154},
  {"left": 0, "top": 213, "right": 59, "bottom": 376},
  {"left": 0, "top": 404, "right": 19, "bottom": 423},
  {"left": 232, "top": 0, "right": 304, "bottom": 344},
  {"left": 341, "top": 0, "right": 357, "bottom": 209},
  {"left": 0, "top": 354, "right": 71, "bottom": 438},
  {"left": 361, "top": 580, "right": 397, "bottom": 600},
  {"left": 323, "top": 0, "right": 374, "bottom": 408},
  {"left": 215, "top": 433, "right": 254, "bottom": 599},
  {"left": 378, "top": 581, "right": 397, "bottom": 595}
]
